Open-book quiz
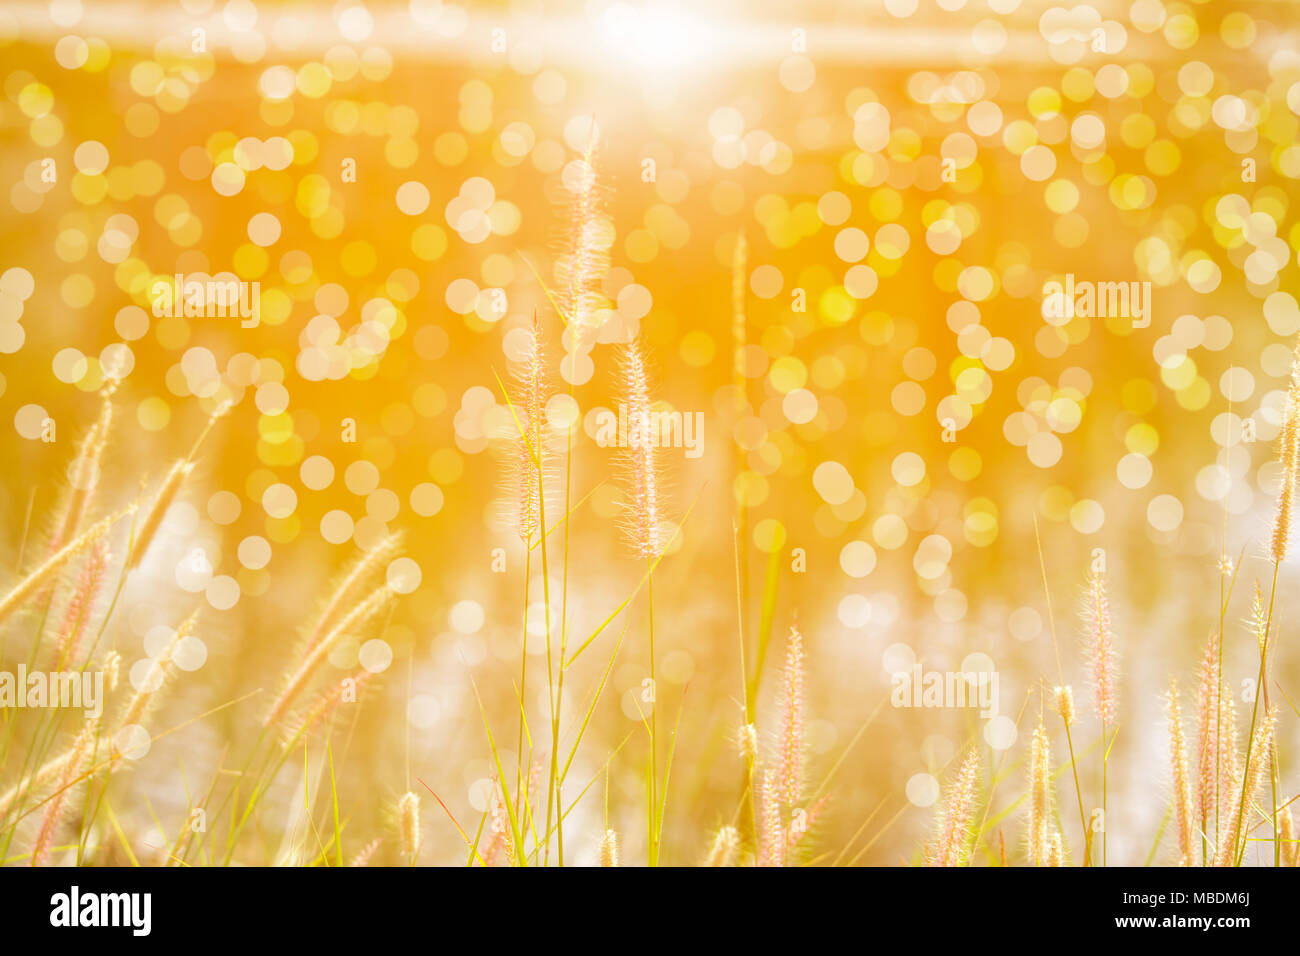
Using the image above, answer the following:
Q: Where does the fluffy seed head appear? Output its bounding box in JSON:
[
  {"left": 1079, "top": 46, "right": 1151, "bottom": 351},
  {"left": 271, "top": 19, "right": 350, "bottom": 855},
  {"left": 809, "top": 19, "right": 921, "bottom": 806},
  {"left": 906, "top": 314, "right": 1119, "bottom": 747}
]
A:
[
  {"left": 49, "top": 395, "right": 113, "bottom": 554},
  {"left": 557, "top": 128, "right": 610, "bottom": 333},
  {"left": 509, "top": 311, "right": 549, "bottom": 542},
  {"left": 1215, "top": 709, "right": 1276, "bottom": 866},
  {"left": 1270, "top": 347, "right": 1300, "bottom": 563},
  {"left": 599, "top": 828, "right": 620, "bottom": 867},
  {"left": 1195, "top": 630, "right": 1223, "bottom": 836},
  {"left": 784, "top": 793, "right": 829, "bottom": 860},
  {"left": 1279, "top": 805, "right": 1297, "bottom": 868},
  {"left": 1028, "top": 720, "right": 1052, "bottom": 866},
  {"left": 126, "top": 460, "right": 194, "bottom": 571},
  {"left": 103, "top": 651, "right": 120, "bottom": 692},
  {"left": 304, "top": 533, "right": 403, "bottom": 655},
  {"left": 117, "top": 612, "right": 197, "bottom": 736},
  {"left": 1047, "top": 830, "right": 1064, "bottom": 867},
  {"left": 1054, "top": 685, "right": 1075, "bottom": 727},
  {"left": 1166, "top": 678, "right": 1195, "bottom": 866},
  {"left": 929, "top": 749, "right": 980, "bottom": 867},
  {"left": 398, "top": 791, "right": 421, "bottom": 861},
  {"left": 737, "top": 721, "right": 757, "bottom": 763},
  {"left": 265, "top": 585, "right": 393, "bottom": 727},
  {"left": 481, "top": 778, "right": 510, "bottom": 867},
  {"left": 1219, "top": 692, "right": 1241, "bottom": 826},
  {"left": 617, "top": 339, "right": 664, "bottom": 559},
  {"left": 705, "top": 825, "right": 739, "bottom": 867},
  {"left": 757, "top": 769, "right": 785, "bottom": 867},
  {"left": 349, "top": 839, "right": 380, "bottom": 867},
  {"left": 54, "top": 542, "right": 109, "bottom": 666},
  {"left": 1250, "top": 582, "right": 1268, "bottom": 652},
  {"left": 282, "top": 670, "right": 372, "bottom": 745},
  {"left": 0, "top": 727, "right": 85, "bottom": 819},
  {"left": 1086, "top": 570, "right": 1116, "bottom": 725},
  {"left": 0, "top": 511, "right": 120, "bottom": 629},
  {"left": 30, "top": 716, "right": 97, "bottom": 867},
  {"left": 778, "top": 624, "right": 805, "bottom": 806}
]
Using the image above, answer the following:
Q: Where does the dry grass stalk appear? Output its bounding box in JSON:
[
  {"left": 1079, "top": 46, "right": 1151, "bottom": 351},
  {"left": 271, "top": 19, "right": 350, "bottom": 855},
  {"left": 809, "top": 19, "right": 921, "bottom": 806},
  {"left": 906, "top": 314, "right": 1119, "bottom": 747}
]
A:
[
  {"left": 1195, "top": 630, "right": 1224, "bottom": 846},
  {"left": 1087, "top": 570, "right": 1116, "bottom": 726},
  {"left": 1218, "top": 693, "right": 1241, "bottom": 834},
  {"left": 1047, "top": 830, "right": 1064, "bottom": 867},
  {"left": 784, "top": 794, "right": 829, "bottom": 860},
  {"left": 619, "top": 339, "right": 663, "bottom": 559},
  {"left": 0, "top": 724, "right": 92, "bottom": 820},
  {"left": 1054, "top": 685, "right": 1074, "bottom": 727},
  {"left": 303, "top": 533, "right": 402, "bottom": 655},
  {"left": 599, "top": 828, "right": 620, "bottom": 867},
  {"left": 1277, "top": 806, "right": 1296, "bottom": 867},
  {"left": 778, "top": 625, "right": 805, "bottom": 807},
  {"left": 1215, "top": 709, "right": 1276, "bottom": 866},
  {"left": 558, "top": 129, "right": 608, "bottom": 332},
  {"left": 482, "top": 785, "right": 511, "bottom": 867},
  {"left": 705, "top": 825, "right": 739, "bottom": 867},
  {"left": 1082, "top": 569, "right": 1115, "bottom": 866},
  {"left": 1270, "top": 359, "right": 1300, "bottom": 563},
  {"left": 54, "top": 542, "right": 108, "bottom": 666},
  {"left": 48, "top": 393, "right": 113, "bottom": 556},
  {"left": 281, "top": 669, "right": 372, "bottom": 745},
  {"left": 264, "top": 585, "right": 393, "bottom": 727},
  {"left": 482, "top": 761, "right": 539, "bottom": 867},
  {"left": 731, "top": 231, "right": 747, "bottom": 391},
  {"left": 398, "top": 791, "right": 421, "bottom": 862},
  {"left": 349, "top": 838, "right": 379, "bottom": 867},
  {"left": 1028, "top": 720, "right": 1052, "bottom": 866},
  {"left": 30, "top": 717, "right": 98, "bottom": 866},
  {"left": 756, "top": 770, "right": 784, "bottom": 867},
  {"left": 117, "top": 612, "right": 196, "bottom": 735},
  {"left": 1250, "top": 583, "right": 1268, "bottom": 653},
  {"left": 511, "top": 311, "right": 547, "bottom": 542},
  {"left": 928, "top": 749, "right": 979, "bottom": 867},
  {"left": 737, "top": 721, "right": 757, "bottom": 763},
  {"left": 0, "top": 511, "right": 120, "bottom": 629},
  {"left": 1166, "top": 678, "right": 1195, "bottom": 866},
  {"left": 125, "top": 459, "right": 193, "bottom": 570}
]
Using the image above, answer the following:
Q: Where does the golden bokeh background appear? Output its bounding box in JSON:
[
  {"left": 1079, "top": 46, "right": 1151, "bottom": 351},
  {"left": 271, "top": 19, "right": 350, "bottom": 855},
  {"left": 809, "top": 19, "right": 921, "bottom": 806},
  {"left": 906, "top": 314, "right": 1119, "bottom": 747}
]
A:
[{"left": 2, "top": 0, "right": 1300, "bottom": 866}]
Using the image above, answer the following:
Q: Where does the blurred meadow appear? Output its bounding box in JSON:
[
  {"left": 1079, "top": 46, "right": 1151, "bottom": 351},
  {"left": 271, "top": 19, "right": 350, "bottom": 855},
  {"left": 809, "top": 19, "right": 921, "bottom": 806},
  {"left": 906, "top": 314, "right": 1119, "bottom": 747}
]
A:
[{"left": 2, "top": 0, "right": 1300, "bottom": 867}]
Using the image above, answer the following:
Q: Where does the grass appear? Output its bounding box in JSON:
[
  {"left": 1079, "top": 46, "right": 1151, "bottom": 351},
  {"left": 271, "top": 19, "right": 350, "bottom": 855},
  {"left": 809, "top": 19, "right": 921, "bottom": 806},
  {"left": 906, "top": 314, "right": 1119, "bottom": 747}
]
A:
[{"left": 2, "top": 65, "right": 1299, "bottom": 869}]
